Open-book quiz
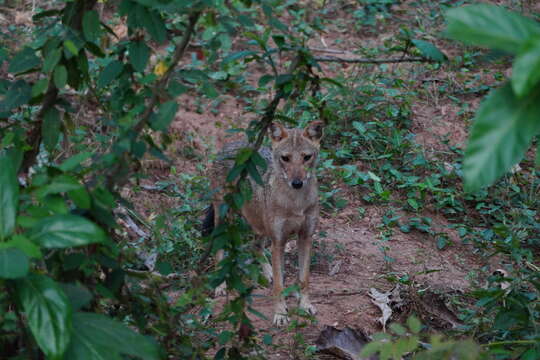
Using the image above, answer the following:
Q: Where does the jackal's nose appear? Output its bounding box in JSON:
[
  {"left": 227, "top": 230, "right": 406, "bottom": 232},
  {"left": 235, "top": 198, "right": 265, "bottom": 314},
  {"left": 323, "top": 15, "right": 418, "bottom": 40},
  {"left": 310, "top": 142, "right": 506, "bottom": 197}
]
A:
[{"left": 291, "top": 179, "right": 303, "bottom": 189}]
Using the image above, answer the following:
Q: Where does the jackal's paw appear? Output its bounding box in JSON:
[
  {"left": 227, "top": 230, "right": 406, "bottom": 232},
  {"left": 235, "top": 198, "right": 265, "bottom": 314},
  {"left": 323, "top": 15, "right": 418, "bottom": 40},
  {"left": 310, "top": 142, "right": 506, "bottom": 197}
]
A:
[
  {"left": 214, "top": 283, "right": 227, "bottom": 297},
  {"left": 262, "top": 263, "right": 273, "bottom": 283},
  {"left": 273, "top": 312, "right": 290, "bottom": 326},
  {"left": 299, "top": 297, "right": 317, "bottom": 315}
]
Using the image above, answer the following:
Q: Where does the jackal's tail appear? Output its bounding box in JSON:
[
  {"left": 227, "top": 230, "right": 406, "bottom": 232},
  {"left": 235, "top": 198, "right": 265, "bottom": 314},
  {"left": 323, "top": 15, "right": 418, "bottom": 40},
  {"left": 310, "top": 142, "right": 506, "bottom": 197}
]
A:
[{"left": 201, "top": 205, "right": 214, "bottom": 237}]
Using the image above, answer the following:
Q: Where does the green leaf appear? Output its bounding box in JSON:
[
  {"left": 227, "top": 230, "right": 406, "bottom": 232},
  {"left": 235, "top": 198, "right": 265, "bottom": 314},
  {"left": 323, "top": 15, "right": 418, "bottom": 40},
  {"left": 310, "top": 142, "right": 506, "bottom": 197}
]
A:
[
  {"left": 258, "top": 74, "right": 274, "bottom": 87},
  {"left": 0, "top": 80, "right": 32, "bottom": 112},
  {"left": 68, "top": 188, "right": 91, "bottom": 209},
  {"left": 128, "top": 41, "right": 150, "bottom": 73},
  {"left": 140, "top": 8, "right": 167, "bottom": 44},
  {"left": 445, "top": 4, "right": 540, "bottom": 54},
  {"left": 407, "top": 316, "right": 422, "bottom": 334},
  {"left": 60, "top": 283, "right": 93, "bottom": 311},
  {"left": 222, "top": 50, "right": 257, "bottom": 64},
  {"left": 236, "top": 148, "right": 253, "bottom": 165},
  {"left": 42, "top": 107, "right": 61, "bottom": 151},
  {"left": 360, "top": 342, "right": 381, "bottom": 358},
  {"left": 390, "top": 323, "right": 406, "bottom": 336},
  {"left": 64, "top": 40, "right": 79, "bottom": 56},
  {"left": 251, "top": 151, "right": 267, "bottom": 172},
  {"left": 226, "top": 164, "right": 245, "bottom": 183},
  {"left": 97, "top": 60, "right": 123, "bottom": 88},
  {"left": 43, "top": 48, "right": 62, "bottom": 74},
  {"left": 512, "top": 39, "right": 540, "bottom": 97},
  {"left": 0, "top": 247, "right": 29, "bottom": 279},
  {"left": 411, "top": 39, "right": 447, "bottom": 62},
  {"left": 246, "top": 161, "right": 263, "bottom": 185},
  {"left": 82, "top": 10, "right": 101, "bottom": 43},
  {"left": 201, "top": 82, "right": 219, "bottom": 98},
  {"left": 29, "top": 214, "right": 106, "bottom": 249},
  {"left": 64, "top": 312, "right": 160, "bottom": 360},
  {"left": 57, "top": 152, "right": 93, "bottom": 172},
  {"left": 436, "top": 235, "right": 448, "bottom": 250},
  {"left": 32, "top": 78, "right": 49, "bottom": 97},
  {"left": 35, "top": 175, "right": 83, "bottom": 198},
  {"left": 8, "top": 47, "right": 40, "bottom": 74},
  {"left": 54, "top": 65, "right": 68, "bottom": 88},
  {"left": 0, "top": 153, "right": 18, "bottom": 240},
  {"left": 17, "top": 274, "right": 72, "bottom": 360},
  {"left": 150, "top": 101, "right": 178, "bottom": 131},
  {"left": 0, "top": 234, "right": 41, "bottom": 258},
  {"left": 464, "top": 83, "right": 540, "bottom": 191}
]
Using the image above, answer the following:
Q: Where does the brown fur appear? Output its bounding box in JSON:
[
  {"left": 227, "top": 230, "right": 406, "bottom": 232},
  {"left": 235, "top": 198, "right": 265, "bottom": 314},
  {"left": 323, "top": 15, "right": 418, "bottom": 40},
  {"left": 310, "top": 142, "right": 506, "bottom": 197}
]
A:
[{"left": 210, "top": 121, "right": 324, "bottom": 325}]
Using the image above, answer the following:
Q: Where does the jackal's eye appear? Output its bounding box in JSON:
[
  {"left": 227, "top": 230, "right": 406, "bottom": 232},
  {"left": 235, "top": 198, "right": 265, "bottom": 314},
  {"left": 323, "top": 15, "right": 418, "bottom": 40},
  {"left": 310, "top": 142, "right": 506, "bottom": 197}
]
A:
[
  {"left": 303, "top": 154, "right": 312, "bottom": 162},
  {"left": 281, "top": 155, "right": 290, "bottom": 162}
]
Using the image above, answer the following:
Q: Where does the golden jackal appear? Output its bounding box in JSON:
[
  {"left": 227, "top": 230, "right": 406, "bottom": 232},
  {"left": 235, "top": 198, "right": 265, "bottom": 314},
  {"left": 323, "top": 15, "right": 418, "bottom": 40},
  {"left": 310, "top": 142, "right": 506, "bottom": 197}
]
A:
[{"left": 205, "top": 121, "right": 324, "bottom": 326}]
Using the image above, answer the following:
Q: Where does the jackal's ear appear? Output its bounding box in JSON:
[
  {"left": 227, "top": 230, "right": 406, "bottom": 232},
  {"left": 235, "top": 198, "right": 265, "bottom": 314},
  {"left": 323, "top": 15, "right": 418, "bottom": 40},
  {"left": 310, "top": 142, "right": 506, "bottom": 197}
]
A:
[
  {"left": 269, "top": 122, "right": 288, "bottom": 143},
  {"left": 304, "top": 121, "right": 324, "bottom": 143}
]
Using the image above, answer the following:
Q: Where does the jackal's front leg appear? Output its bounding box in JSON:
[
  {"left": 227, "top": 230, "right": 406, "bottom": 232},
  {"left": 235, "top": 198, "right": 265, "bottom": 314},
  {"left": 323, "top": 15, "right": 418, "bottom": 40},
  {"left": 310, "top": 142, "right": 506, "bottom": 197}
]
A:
[
  {"left": 271, "top": 240, "right": 289, "bottom": 326},
  {"left": 297, "top": 229, "right": 317, "bottom": 316}
]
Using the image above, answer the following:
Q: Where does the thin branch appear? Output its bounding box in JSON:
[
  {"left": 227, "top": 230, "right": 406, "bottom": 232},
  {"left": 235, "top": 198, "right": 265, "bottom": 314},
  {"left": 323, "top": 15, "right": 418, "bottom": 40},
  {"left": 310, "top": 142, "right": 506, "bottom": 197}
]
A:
[
  {"left": 105, "top": 11, "right": 202, "bottom": 189},
  {"left": 252, "top": 56, "right": 300, "bottom": 150},
  {"left": 313, "top": 55, "right": 433, "bottom": 64},
  {"left": 21, "top": 0, "right": 98, "bottom": 175},
  {"left": 134, "top": 11, "right": 201, "bottom": 134}
]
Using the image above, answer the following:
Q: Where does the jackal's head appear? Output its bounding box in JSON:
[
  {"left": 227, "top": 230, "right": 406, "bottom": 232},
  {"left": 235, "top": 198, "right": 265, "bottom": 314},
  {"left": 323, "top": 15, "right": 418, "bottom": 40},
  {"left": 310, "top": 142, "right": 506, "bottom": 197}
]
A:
[{"left": 269, "top": 121, "right": 324, "bottom": 189}]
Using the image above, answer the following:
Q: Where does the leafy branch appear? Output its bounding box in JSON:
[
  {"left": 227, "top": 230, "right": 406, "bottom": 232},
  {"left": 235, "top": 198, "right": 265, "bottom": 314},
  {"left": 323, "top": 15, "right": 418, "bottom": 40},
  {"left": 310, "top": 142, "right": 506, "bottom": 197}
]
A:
[{"left": 105, "top": 11, "right": 202, "bottom": 189}]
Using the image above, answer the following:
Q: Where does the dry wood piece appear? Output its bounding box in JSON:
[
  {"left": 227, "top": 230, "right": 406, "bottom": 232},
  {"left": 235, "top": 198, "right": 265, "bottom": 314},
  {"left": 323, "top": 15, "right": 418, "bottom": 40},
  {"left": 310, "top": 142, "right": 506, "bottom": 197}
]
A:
[{"left": 315, "top": 326, "right": 376, "bottom": 360}]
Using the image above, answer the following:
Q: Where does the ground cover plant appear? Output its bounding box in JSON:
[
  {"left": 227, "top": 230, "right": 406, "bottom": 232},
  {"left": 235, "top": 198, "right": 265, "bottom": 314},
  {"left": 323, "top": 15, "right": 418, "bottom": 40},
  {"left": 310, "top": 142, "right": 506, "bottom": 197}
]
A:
[{"left": 0, "top": 0, "right": 538, "bottom": 359}]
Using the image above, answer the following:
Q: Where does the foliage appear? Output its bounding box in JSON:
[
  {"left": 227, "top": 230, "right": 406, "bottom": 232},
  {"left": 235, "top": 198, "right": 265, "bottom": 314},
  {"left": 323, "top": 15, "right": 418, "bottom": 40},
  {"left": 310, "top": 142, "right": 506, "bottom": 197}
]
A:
[
  {"left": 445, "top": 4, "right": 540, "bottom": 191},
  {"left": 361, "top": 316, "right": 483, "bottom": 360}
]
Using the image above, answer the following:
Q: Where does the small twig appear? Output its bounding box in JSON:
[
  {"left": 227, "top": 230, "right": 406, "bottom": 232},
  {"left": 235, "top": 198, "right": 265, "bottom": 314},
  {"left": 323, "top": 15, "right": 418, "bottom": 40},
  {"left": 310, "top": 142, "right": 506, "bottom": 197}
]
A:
[{"left": 314, "top": 55, "right": 433, "bottom": 64}]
